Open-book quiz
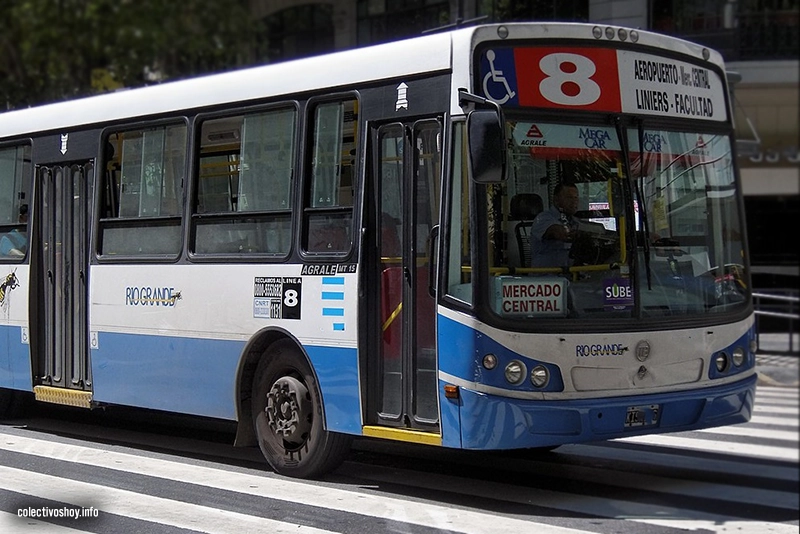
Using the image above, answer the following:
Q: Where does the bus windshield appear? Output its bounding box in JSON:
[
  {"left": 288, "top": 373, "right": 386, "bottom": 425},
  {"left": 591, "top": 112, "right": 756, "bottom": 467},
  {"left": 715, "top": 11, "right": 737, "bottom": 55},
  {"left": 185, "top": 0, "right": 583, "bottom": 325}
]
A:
[
  {"left": 471, "top": 119, "right": 748, "bottom": 321},
  {"left": 629, "top": 127, "right": 747, "bottom": 316}
]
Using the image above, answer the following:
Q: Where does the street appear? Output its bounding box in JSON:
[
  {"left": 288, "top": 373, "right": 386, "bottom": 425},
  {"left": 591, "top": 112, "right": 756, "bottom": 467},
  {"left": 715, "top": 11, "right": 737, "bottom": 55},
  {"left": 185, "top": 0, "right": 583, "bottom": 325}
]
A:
[{"left": 0, "top": 381, "right": 796, "bottom": 533}]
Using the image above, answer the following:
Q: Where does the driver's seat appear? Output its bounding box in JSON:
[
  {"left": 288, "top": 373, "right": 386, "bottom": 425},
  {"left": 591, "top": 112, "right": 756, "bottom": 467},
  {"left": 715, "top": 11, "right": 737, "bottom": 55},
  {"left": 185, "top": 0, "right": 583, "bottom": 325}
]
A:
[{"left": 510, "top": 193, "right": 543, "bottom": 267}]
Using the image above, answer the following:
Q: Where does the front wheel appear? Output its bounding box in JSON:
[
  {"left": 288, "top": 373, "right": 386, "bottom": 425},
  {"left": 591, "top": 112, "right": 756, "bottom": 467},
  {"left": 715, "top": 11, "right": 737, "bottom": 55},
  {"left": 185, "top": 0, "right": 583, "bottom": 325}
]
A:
[{"left": 251, "top": 340, "right": 352, "bottom": 478}]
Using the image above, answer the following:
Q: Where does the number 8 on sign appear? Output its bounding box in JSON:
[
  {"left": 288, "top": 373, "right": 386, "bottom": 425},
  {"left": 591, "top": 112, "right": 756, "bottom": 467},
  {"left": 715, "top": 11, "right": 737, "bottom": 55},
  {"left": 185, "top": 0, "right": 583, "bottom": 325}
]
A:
[
  {"left": 538, "top": 53, "right": 601, "bottom": 106},
  {"left": 512, "top": 46, "right": 621, "bottom": 112}
]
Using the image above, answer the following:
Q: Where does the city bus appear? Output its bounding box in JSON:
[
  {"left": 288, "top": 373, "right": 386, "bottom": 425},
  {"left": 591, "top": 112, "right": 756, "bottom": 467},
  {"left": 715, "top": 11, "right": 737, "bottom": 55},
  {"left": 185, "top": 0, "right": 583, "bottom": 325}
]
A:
[{"left": 0, "top": 22, "right": 756, "bottom": 478}]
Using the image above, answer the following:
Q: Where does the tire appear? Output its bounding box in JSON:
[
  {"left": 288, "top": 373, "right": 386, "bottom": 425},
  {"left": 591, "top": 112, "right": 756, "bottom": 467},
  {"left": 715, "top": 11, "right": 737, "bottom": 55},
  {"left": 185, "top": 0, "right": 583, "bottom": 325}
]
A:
[{"left": 251, "top": 340, "right": 352, "bottom": 478}]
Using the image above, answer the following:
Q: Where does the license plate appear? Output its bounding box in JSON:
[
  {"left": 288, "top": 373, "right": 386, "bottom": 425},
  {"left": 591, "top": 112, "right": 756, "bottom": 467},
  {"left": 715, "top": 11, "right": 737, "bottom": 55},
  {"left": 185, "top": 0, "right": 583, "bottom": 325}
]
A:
[{"left": 625, "top": 404, "right": 660, "bottom": 428}]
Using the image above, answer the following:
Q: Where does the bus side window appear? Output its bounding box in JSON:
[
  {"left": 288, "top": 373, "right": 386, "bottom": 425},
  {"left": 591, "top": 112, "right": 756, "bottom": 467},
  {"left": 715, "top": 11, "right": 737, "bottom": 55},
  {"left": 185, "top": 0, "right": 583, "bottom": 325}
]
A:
[
  {"left": 0, "top": 145, "right": 32, "bottom": 260},
  {"left": 98, "top": 124, "right": 185, "bottom": 257},
  {"left": 192, "top": 107, "right": 297, "bottom": 256},
  {"left": 306, "top": 214, "right": 351, "bottom": 253},
  {"left": 303, "top": 97, "right": 357, "bottom": 254}
]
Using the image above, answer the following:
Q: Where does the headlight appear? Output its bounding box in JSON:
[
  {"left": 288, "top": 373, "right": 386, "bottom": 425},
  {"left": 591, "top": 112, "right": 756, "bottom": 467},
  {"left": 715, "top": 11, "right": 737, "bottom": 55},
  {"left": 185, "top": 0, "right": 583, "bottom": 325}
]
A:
[
  {"left": 714, "top": 352, "right": 728, "bottom": 372},
  {"left": 504, "top": 360, "right": 526, "bottom": 385},
  {"left": 482, "top": 354, "right": 498, "bottom": 370},
  {"left": 732, "top": 347, "right": 745, "bottom": 367},
  {"left": 530, "top": 365, "right": 549, "bottom": 387}
]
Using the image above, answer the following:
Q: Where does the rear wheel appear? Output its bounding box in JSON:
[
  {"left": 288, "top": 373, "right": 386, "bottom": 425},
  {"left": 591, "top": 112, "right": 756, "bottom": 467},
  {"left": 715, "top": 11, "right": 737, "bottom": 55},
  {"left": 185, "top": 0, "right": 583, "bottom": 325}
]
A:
[{"left": 251, "top": 340, "right": 351, "bottom": 478}]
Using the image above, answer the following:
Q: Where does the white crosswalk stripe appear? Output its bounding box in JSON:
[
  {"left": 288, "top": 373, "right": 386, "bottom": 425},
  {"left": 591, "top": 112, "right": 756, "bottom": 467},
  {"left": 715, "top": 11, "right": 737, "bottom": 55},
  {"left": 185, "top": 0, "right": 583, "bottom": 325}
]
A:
[
  {"left": 1, "top": 466, "right": 337, "bottom": 534},
  {"left": 614, "top": 433, "right": 798, "bottom": 461},
  {"left": 751, "top": 414, "right": 798, "bottom": 426},
  {"left": 753, "top": 404, "right": 799, "bottom": 414},
  {"left": 0, "top": 434, "right": 586, "bottom": 534},
  {"left": 697, "top": 423, "right": 797, "bottom": 440},
  {"left": 1, "top": 385, "right": 796, "bottom": 534}
]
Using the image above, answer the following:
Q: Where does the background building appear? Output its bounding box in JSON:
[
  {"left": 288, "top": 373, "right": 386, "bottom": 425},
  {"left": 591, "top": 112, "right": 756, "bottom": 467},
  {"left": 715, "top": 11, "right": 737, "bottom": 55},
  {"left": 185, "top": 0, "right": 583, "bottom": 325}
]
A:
[{"left": 250, "top": 0, "right": 798, "bottom": 288}]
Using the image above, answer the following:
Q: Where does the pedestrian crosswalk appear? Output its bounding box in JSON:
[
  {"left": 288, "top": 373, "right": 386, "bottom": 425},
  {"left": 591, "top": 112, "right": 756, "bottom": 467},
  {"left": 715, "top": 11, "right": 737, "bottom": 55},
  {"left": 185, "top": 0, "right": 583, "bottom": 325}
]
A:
[{"left": 1, "top": 385, "right": 797, "bottom": 534}]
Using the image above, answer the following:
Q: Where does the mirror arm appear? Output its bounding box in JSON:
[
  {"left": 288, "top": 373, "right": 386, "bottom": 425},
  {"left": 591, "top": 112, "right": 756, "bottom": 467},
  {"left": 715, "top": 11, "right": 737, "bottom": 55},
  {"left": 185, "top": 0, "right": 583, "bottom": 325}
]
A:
[{"left": 458, "top": 88, "right": 498, "bottom": 111}]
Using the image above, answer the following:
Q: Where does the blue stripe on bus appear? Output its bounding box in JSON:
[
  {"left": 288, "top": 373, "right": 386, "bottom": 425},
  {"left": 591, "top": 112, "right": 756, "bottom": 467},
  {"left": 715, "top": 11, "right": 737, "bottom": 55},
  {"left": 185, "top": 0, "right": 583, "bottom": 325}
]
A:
[
  {"left": 322, "top": 308, "right": 344, "bottom": 316},
  {"left": 305, "top": 344, "right": 361, "bottom": 434},
  {"left": 455, "top": 374, "right": 756, "bottom": 449},
  {"left": 92, "top": 332, "right": 243, "bottom": 420},
  {"left": 0, "top": 325, "right": 33, "bottom": 391},
  {"left": 321, "top": 292, "right": 345, "bottom": 300},
  {"left": 322, "top": 277, "right": 345, "bottom": 285},
  {"left": 90, "top": 331, "right": 362, "bottom": 435},
  {"left": 437, "top": 314, "right": 564, "bottom": 393}
]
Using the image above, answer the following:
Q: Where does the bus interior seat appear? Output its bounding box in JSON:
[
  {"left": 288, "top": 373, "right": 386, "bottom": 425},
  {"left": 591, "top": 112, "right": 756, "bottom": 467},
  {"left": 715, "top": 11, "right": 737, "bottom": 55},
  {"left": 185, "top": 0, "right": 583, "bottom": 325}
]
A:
[{"left": 510, "top": 193, "right": 543, "bottom": 267}]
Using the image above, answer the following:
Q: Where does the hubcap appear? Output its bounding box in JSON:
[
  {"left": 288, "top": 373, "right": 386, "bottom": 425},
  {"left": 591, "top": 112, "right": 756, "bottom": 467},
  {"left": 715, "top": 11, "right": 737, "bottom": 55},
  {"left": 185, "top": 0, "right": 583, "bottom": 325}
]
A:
[{"left": 266, "top": 376, "right": 311, "bottom": 444}]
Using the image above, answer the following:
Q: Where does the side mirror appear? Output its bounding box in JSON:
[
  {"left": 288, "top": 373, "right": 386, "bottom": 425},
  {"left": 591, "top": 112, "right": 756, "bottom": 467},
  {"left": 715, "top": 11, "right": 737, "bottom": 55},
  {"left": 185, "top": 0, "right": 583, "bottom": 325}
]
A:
[{"left": 467, "top": 106, "right": 506, "bottom": 184}]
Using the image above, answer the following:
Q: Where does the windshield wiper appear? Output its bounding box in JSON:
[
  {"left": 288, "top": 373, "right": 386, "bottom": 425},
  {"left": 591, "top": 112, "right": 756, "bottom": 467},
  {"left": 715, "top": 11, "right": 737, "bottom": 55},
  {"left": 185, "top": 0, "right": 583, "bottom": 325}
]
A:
[
  {"left": 616, "top": 117, "right": 653, "bottom": 290},
  {"left": 634, "top": 120, "right": 653, "bottom": 290}
]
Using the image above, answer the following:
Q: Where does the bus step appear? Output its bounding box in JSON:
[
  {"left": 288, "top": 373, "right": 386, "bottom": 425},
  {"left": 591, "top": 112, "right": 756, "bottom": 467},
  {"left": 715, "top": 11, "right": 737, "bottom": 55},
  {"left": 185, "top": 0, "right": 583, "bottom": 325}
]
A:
[{"left": 33, "top": 385, "right": 92, "bottom": 409}]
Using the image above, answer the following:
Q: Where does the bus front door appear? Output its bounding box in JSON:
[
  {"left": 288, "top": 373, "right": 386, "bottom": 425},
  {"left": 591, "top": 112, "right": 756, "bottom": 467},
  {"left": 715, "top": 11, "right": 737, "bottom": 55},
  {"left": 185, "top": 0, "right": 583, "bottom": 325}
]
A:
[
  {"left": 373, "top": 119, "right": 441, "bottom": 433},
  {"left": 31, "top": 162, "right": 93, "bottom": 407}
]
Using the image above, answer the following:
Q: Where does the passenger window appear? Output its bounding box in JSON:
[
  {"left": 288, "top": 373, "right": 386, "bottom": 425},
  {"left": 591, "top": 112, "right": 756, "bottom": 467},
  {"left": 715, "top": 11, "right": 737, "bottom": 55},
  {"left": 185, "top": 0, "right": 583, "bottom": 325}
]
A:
[
  {"left": 303, "top": 98, "right": 357, "bottom": 253},
  {"left": 0, "top": 145, "right": 32, "bottom": 260},
  {"left": 99, "top": 124, "right": 186, "bottom": 257},
  {"left": 192, "top": 107, "right": 297, "bottom": 256}
]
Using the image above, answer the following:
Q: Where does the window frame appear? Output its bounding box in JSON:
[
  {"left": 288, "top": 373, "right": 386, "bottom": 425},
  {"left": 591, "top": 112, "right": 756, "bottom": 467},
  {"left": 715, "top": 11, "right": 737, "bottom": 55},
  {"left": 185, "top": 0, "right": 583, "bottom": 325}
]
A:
[
  {"left": 188, "top": 102, "right": 301, "bottom": 261},
  {"left": 300, "top": 93, "right": 361, "bottom": 259},
  {"left": 0, "top": 142, "right": 32, "bottom": 262},
  {"left": 96, "top": 118, "right": 188, "bottom": 262}
]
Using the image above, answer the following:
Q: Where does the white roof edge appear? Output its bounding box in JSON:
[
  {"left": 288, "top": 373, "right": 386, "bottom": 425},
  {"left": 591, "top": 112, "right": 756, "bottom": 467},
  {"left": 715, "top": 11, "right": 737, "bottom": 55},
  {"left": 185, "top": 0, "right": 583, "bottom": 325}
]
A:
[
  {"left": 1, "top": 22, "right": 730, "bottom": 139},
  {"left": 470, "top": 22, "right": 726, "bottom": 67},
  {"left": 0, "top": 30, "right": 458, "bottom": 138}
]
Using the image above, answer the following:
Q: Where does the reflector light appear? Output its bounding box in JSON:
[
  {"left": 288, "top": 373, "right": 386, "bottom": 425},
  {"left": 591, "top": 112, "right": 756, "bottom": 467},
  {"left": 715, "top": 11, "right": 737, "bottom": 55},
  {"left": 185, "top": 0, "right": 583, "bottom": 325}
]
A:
[
  {"left": 732, "top": 347, "right": 745, "bottom": 367},
  {"left": 530, "top": 365, "right": 548, "bottom": 387},
  {"left": 504, "top": 360, "right": 526, "bottom": 385}
]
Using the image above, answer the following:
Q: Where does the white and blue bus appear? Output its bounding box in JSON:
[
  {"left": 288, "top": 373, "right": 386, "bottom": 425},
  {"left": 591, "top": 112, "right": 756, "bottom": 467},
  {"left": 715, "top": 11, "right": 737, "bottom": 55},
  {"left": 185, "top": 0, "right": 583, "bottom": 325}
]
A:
[{"left": 0, "top": 23, "right": 756, "bottom": 478}]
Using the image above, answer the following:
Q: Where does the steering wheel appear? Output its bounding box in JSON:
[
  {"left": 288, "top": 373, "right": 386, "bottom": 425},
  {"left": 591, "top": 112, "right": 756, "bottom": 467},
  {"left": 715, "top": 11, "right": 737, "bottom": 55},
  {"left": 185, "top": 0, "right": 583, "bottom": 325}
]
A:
[{"left": 569, "top": 231, "right": 603, "bottom": 265}]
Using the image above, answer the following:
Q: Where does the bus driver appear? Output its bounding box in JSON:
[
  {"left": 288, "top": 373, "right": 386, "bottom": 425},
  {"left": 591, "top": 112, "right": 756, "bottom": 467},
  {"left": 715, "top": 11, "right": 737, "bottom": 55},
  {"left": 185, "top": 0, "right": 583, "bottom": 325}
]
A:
[{"left": 530, "top": 183, "right": 578, "bottom": 268}]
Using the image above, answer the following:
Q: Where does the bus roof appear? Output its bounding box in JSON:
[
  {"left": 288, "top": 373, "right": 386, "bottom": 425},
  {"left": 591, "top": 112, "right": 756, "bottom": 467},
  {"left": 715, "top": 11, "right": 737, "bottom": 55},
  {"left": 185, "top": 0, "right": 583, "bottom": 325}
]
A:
[
  {"left": 0, "top": 22, "right": 725, "bottom": 140},
  {"left": 0, "top": 30, "right": 456, "bottom": 139}
]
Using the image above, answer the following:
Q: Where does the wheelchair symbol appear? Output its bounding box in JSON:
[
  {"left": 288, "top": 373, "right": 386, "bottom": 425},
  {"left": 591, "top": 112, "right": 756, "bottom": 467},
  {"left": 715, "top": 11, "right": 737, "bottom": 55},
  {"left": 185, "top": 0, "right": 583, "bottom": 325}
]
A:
[{"left": 482, "top": 50, "right": 516, "bottom": 104}]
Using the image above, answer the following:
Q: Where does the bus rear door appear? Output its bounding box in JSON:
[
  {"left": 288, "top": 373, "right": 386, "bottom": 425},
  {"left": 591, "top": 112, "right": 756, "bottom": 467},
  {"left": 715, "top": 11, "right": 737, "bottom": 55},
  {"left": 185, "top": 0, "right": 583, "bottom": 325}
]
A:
[{"left": 31, "top": 161, "right": 93, "bottom": 408}]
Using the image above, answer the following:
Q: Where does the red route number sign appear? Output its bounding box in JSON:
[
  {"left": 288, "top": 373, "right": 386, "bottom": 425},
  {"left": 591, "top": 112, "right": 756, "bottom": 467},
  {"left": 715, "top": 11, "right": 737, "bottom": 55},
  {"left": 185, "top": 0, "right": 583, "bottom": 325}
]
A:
[{"left": 513, "top": 47, "right": 621, "bottom": 112}]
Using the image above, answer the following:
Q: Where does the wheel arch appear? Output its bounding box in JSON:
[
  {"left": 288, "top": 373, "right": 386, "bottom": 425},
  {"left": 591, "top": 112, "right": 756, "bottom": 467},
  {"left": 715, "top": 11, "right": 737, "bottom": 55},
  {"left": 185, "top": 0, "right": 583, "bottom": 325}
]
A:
[{"left": 233, "top": 327, "right": 321, "bottom": 447}]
